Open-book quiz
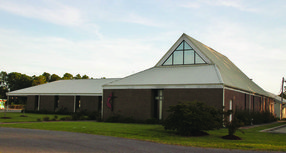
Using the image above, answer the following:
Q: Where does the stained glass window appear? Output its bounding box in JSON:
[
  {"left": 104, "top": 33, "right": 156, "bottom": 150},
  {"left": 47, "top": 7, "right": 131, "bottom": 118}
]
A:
[{"left": 163, "top": 41, "right": 206, "bottom": 65}]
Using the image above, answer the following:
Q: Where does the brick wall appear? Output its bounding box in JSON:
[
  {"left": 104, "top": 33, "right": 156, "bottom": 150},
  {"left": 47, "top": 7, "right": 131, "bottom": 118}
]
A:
[
  {"left": 26, "top": 96, "right": 37, "bottom": 111},
  {"left": 103, "top": 88, "right": 223, "bottom": 121},
  {"left": 163, "top": 88, "right": 223, "bottom": 119},
  {"left": 58, "top": 96, "right": 75, "bottom": 112},
  {"left": 103, "top": 89, "right": 153, "bottom": 121},
  {"left": 39, "top": 96, "right": 55, "bottom": 112},
  {"left": 80, "top": 96, "right": 100, "bottom": 112}
]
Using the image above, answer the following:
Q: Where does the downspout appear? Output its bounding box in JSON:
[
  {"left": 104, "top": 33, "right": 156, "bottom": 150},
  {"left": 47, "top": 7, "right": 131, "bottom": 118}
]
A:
[
  {"left": 74, "top": 95, "right": 76, "bottom": 113},
  {"left": 101, "top": 99, "right": 103, "bottom": 120}
]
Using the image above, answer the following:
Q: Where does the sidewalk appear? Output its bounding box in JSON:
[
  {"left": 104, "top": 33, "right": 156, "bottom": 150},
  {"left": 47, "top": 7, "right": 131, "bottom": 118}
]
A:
[
  {"left": 240, "top": 121, "right": 284, "bottom": 129},
  {"left": 0, "top": 109, "right": 22, "bottom": 112}
]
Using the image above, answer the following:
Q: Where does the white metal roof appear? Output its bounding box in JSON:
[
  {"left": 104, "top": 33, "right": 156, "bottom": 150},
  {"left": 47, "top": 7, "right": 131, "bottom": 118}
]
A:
[
  {"left": 103, "top": 65, "right": 223, "bottom": 89},
  {"left": 103, "top": 33, "right": 274, "bottom": 98},
  {"left": 7, "top": 78, "right": 119, "bottom": 96}
]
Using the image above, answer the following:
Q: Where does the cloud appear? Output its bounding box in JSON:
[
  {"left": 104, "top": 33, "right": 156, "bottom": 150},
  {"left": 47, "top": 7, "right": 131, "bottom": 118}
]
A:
[
  {"left": 0, "top": 28, "right": 161, "bottom": 78},
  {"left": 120, "top": 13, "right": 163, "bottom": 27},
  {"left": 0, "top": 0, "right": 83, "bottom": 26},
  {"left": 178, "top": 0, "right": 258, "bottom": 12},
  {"left": 200, "top": 21, "right": 286, "bottom": 94}
]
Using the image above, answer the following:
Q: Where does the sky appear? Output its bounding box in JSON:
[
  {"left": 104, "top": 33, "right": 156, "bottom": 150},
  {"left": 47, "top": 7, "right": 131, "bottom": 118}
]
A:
[{"left": 0, "top": 0, "right": 285, "bottom": 94}]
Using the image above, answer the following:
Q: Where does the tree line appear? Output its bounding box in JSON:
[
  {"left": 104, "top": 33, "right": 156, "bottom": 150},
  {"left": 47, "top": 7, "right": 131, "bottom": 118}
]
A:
[{"left": 0, "top": 71, "right": 92, "bottom": 99}]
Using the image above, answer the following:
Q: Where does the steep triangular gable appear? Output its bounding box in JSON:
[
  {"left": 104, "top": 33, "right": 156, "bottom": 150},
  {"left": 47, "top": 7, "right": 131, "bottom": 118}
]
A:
[{"left": 155, "top": 33, "right": 211, "bottom": 66}]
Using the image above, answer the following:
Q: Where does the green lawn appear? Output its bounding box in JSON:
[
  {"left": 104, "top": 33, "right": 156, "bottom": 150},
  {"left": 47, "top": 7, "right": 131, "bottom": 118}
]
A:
[
  {"left": 0, "top": 112, "right": 70, "bottom": 122},
  {"left": 0, "top": 112, "right": 285, "bottom": 151}
]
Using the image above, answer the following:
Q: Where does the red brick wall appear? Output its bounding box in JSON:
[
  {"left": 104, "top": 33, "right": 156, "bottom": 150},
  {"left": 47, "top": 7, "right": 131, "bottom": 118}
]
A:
[
  {"left": 103, "top": 89, "right": 153, "bottom": 121},
  {"left": 224, "top": 89, "right": 264, "bottom": 113},
  {"left": 58, "top": 96, "right": 75, "bottom": 112},
  {"left": 26, "top": 96, "right": 37, "bottom": 111},
  {"left": 163, "top": 88, "right": 223, "bottom": 119},
  {"left": 39, "top": 96, "right": 55, "bottom": 112},
  {"left": 80, "top": 96, "right": 100, "bottom": 112},
  {"left": 103, "top": 88, "right": 223, "bottom": 121}
]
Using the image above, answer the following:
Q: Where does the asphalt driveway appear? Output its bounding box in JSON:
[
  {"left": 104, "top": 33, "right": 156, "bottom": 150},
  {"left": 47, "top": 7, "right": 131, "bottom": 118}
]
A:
[{"left": 0, "top": 127, "right": 284, "bottom": 153}]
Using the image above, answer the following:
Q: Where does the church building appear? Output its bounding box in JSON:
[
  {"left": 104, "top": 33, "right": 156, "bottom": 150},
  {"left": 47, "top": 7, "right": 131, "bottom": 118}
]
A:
[{"left": 102, "top": 33, "right": 277, "bottom": 121}]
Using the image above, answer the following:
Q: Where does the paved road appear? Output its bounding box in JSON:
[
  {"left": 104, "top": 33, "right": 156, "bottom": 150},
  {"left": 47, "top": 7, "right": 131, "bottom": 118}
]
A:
[{"left": 0, "top": 127, "right": 284, "bottom": 153}]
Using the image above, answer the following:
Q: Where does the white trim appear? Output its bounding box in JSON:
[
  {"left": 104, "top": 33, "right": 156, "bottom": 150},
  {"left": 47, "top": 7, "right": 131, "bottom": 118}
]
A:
[
  {"left": 104, "top": 84, "right": 223, "bottom": 90},
  {"left": 38, "top": 95, "right": 40, "bottom": 111},
  {"left": 229, "top": 100, "right": 233, "bottom": 122},
  {"left": 101, "top": 100, "right": 103, "bottom": 120},
  {"left": 222, "top": 87, "right": 225, "bottom": 110},
  {"left": 6, "top": 93, "right": 102, "bottom": 96},
  {"left": 224, "top": 86, "right": 261, "bottom": 97},
  {"left": 73, "top": 96, "right": 76, "bottom": 113}
]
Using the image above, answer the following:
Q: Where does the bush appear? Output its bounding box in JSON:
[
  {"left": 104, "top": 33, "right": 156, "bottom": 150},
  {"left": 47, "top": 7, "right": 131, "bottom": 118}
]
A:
[
  {"left": 55, "top": 107, "right": 69, "bottom": 115},
  {"left": 223, "top": 110, "right": 244, "bottom": 137},
  {"left": 144, "top": 118, "right": 161, "bottom": 124},
  {"left": 87, "top": 111, "right": 100, "bottom": 120},
  {"left": 234, "top": 110, "right": 277, "bottom": 125},
  {"left": 163, "top": 101, "right": 223, "bottom": 136},
  {"left": 105, "top": 114, "right": 121, "bottom": 123},
  {"left": 42, "top": 116, "right": 50, "bottom": 121}
]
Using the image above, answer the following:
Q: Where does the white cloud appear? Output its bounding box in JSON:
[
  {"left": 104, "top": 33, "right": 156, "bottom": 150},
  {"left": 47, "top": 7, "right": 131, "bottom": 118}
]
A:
[
  {"left": 0, "top": 0, "right": 83, "bottom": 26},
  {"left": 0, "top": 28, "right": 160, "bottom": 78},
  {"left": 200, "top": 21, "right": 286, "bottom": 94},
  {"left": 120, "top": 13, "right": 163, "bottom": 27}
]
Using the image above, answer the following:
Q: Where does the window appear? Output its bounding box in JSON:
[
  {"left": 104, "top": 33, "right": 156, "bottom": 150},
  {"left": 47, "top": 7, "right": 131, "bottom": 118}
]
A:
[
  {"left": 163, "top": 40, "right": 206, "bottom": 65},
  {"left": 76, "top": 96, "right": 81, "bottom": 109},
  {"left": 153, "top": 89, "right": 163, "bottom": 120}
]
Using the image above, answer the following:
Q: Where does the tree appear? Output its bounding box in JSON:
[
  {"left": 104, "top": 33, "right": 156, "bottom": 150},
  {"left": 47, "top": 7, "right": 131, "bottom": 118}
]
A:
[
  {"left": 32, "top": 75, "right": 47, "bottom": 86},
  {"left": 42, "top": 72, "right": 51, "bottom": 82},
  {"left": 222, "top": 110, "right": 244, "bottom": 140},
  {"left": 0, "top": 71, "right": 8, "bottom": 87},
  {"left": 74, "top": 74, "right": 82, "bottom": 79},
  {"left": 7, "top": 72, "right": 32, "bottom": 91},
  {"left": 0, "top": 86, "right": 8, "bottom": 99},
  {"left": 82, "top": 75, "right": 89, "bottom": 79},
  {"left": 50, "top": 74, "right": 61, "bottom": 82},
  {"left": 279, "top": 91, "right": 286, "bottom": 99},
  {"left": 62, "top": 73, "right": 73, "bottom": 80},
  {"left": 163, "top": 101, "right": 223, "bottom": 136},
  {"left": 0, "top": 71, "right": 8, "bottom": 98}
]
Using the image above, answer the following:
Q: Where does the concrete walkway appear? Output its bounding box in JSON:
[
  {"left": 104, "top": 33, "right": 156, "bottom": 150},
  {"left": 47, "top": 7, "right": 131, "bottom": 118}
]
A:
[{"left": 260, "top": 124, "right": 286, "bottom": 134}]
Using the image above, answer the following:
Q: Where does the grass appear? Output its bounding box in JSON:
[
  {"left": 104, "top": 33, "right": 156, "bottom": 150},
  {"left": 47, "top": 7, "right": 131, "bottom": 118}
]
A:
[
  {"left": 0, "top": 112, "right": 286, "bottom": 151},
  {"left": 0, "top": 112, "right": 285, "bottom": 151},
  {"left": 0, "top": 112, "right": 70, "bottom": 122}
]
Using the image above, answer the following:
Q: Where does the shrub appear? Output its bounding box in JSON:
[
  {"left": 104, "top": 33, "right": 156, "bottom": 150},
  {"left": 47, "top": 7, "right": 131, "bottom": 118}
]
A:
[
  {"left": 52, "top": 115, "right": 58, "bottom": 121},
  {"left": 71, "top": 112, "right": 86, "bottom": 120},
  {"left": 105, "top": 114, "right": 121, "bottom": 123},
  {"left": 144, "top": 118, "right": 161, "bottom": 124},
  {"left": 87, "top": 111, "right": 100, "bottom": 120},
  {"left": 163, "top": 101, "right": 223, "bottom": 136},
  {"left": 234, "top": 110, "right": 277, "bottom": 125},
  {"left": 223, "top": 110, "right": 244, "bottom": 139},
  {"left": 55, "top": 107, "right": 69, "bottom": 115},
  {"left": 42, "top": 116, "right": 50, "bottom": 121}
]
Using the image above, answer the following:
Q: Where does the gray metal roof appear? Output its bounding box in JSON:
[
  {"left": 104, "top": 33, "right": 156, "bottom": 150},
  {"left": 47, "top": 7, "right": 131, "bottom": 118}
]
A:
[
  {"left": 103, "top": 65, "right": 223, "bottom": 89},
  {"left": 7, "top": 78, "right": 119, "bottom": 96},
  {"left": 103, "top": 33, "right": 274, "bottom": 98}
]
